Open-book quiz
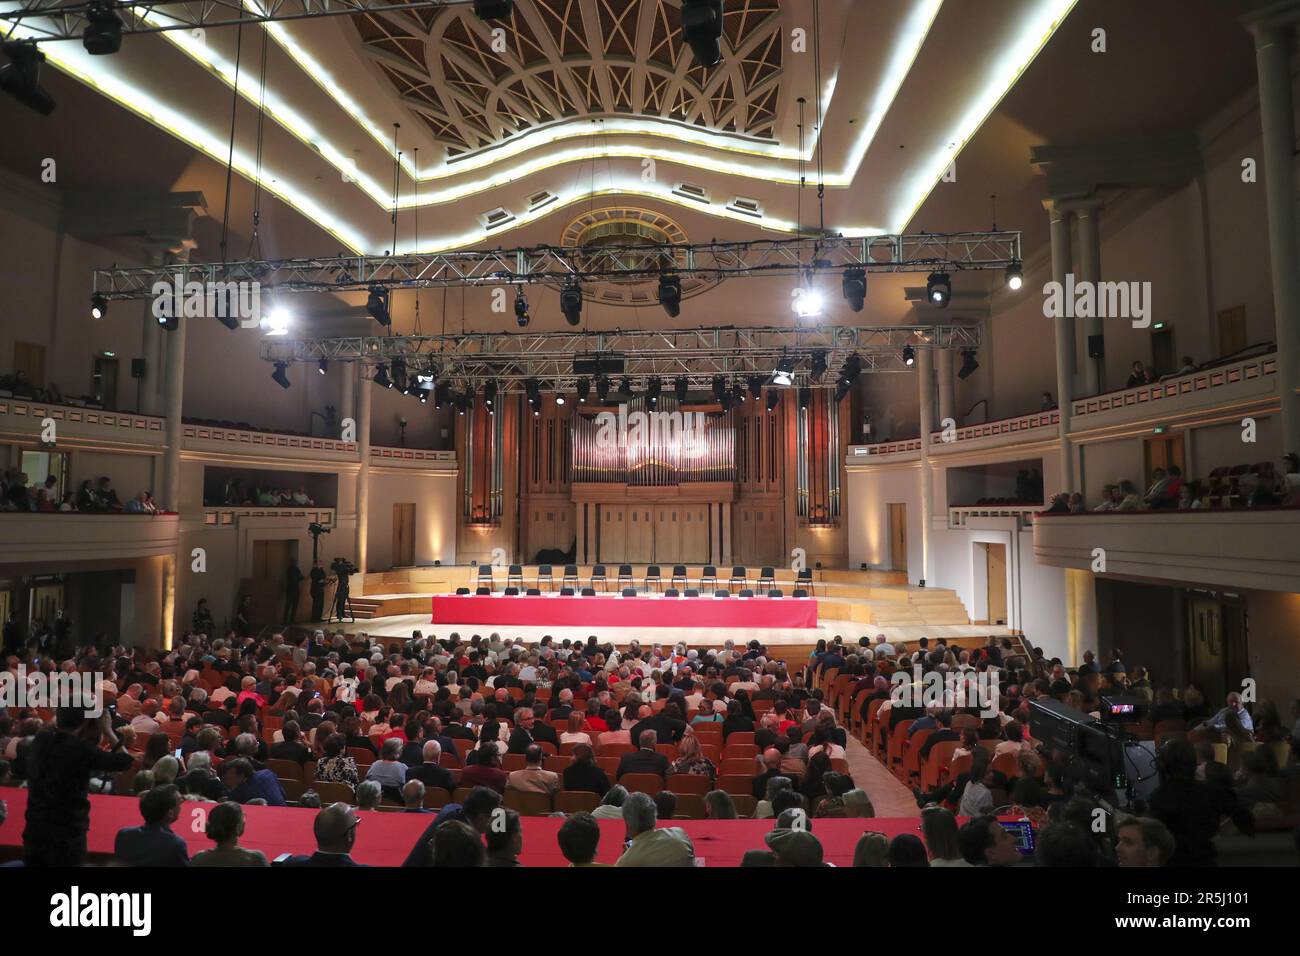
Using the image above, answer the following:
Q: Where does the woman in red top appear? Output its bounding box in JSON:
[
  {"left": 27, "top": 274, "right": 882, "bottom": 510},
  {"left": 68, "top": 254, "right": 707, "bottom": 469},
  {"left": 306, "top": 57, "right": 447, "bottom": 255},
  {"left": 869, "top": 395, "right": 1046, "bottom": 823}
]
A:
[{"left": 459, "top": 741, "right": 508, "bottom": 793}]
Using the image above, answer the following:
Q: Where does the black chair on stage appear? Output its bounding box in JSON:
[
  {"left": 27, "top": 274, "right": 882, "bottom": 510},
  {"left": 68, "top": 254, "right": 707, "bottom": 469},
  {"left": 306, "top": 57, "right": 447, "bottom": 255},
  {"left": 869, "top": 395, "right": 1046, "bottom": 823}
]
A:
[
  {"left": 797, "top": 568, "right": 813, "bottom": 595},
  {"left": 504, "top": 587, "right": 520, "bottom": 596},
  {"left": 757, "top": 566, "right": 776, "bottom": 591},
  {"left": 562, "top": 565, "right": 580, "bottom": 590},
  {"left": 644, "top": 565, "right": 662, "bottom": 592},
  {"left": 526, "top": 587, "right": 542, "bottom": 596},
  {"left": 617, "top": 565, "right": 634, "bottom": 590},
  {"left": 713, "top": 589, "right": 730, "bottom": 598},
  {"left": 700, "top": 566, "right": 718, "bottom": 591},
  {"left": 475, "top": 586, "right": 492, "bottom": 596},
  {"left": 507, "top": 565, "right": 524, "bottom": 590},
  {"left": 728, "top": 565, "right": 747, "bottom": 592},
  {"left": 664, "top": 588, "right": 680, "bottom": 598},
  {"left": 560, "top": 587, "right": 575, "bottom": 596},
  {"left": 792, "top": 588, "right": 809, "bottom": 598},
  {"left": 671, "top": 565, "right": 688, "bottom": 590},
  {"left": 767, "top": 589, "right": 783, "bottom": 598},
  {"left": 581, "top": 587, "right": 597, "bottom": 597},
  {"left": 455, "top": 587, "right": 470, "bottom": 596},
  {"left": 590, "top": 565, "right": 608, "bottom": 592},
  {"left": 537, "top": 564, "right": 554, "bottom": 592},
  {"left": 477, "top": 564, "right": 495, "bottom": 591},
  {"left": 684, "top": 588, "right": 700, "bottom": 598},
  {"left": 738, "top": 589, "right": 754, "bottom": 598},
  {"left": 621, "top": 587, "right": 638, "bottom": 597}
]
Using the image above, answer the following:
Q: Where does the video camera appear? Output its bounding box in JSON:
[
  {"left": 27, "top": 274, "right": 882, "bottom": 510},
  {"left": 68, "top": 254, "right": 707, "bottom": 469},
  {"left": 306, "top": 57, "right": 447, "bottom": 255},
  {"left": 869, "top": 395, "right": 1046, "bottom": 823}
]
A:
[
  {"left": 308, "top": 522, "right": 331, "bottom": 537},
  {"left": 330, "top": 557, "right": 358, "bottom": 576}
]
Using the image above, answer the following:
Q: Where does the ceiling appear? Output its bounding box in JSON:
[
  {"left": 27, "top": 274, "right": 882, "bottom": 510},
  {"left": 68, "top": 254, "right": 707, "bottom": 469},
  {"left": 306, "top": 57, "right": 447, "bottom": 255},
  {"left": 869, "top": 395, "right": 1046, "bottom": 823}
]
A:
[{"left": 0, "top": 0, "right": 1262, "bottom": 335}]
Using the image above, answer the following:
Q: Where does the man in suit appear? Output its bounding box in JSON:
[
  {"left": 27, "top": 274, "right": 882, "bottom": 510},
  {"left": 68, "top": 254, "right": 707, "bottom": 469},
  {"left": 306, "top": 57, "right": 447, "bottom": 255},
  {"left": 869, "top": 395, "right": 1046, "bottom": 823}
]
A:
[
  {"left": 113, "top": 785, "right": 189, "bottom": 867},
  {"left": 918, "top": 710, "right": 961, "bottom": 761},
  {"left": 507, "top": 706, "right": 541, "bottom": 754},
  {"left": 406, "top": 740, "right": 456, "bottom": 793},
  {"left": 616, "top": 730, "right": 670, "bottom": 780},
  {"left": 221, "top": 757, "right": 287, "bottom": 807},
  {"left": 614, "top": 793, "right": 694, "bottom": 867},
  {"left": 751, "top": 747, "right": 785, "bottom": 799},
  {"left": 506, "top": 744, "right": 560, "bottom": 796},
  {"left": 530, "top": 702, "right": 560, "bottom": 747},
  {"left": 278, "top": 803, "right": 366, "bottom": 866}
]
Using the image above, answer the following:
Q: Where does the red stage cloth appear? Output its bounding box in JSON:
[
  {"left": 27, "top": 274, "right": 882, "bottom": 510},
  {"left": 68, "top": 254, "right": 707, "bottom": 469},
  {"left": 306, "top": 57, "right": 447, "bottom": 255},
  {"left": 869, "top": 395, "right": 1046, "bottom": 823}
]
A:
[
  {"left": 0, "top": 787, "right": 914, "bottom": 866},
  {"left": 431, "top": 594, "right": 819, "bottom": 629}
]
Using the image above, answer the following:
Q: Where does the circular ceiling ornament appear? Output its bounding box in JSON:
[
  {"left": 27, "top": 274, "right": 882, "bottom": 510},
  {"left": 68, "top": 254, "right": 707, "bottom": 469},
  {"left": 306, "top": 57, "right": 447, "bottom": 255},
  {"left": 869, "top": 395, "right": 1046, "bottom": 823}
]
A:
[{"left": 556, "top": 207, "right": 722, "bottom": 307}]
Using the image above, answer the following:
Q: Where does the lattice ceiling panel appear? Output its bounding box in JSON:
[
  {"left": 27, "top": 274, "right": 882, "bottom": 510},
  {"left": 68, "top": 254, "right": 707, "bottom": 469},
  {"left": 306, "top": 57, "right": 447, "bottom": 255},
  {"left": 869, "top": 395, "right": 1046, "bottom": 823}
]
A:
[{"left": 353, "top": 0, "right": 784, "bottom": 158}]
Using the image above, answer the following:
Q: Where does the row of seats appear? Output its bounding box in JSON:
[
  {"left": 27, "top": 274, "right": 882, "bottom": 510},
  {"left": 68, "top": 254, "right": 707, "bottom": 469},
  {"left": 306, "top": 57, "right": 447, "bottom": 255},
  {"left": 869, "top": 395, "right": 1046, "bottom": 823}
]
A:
[
  {"left": 474, "top": 564, "right": 814, "bottom": 594},
  {"left": 456, "top": 586, "right": 810, "bottom": 598}
]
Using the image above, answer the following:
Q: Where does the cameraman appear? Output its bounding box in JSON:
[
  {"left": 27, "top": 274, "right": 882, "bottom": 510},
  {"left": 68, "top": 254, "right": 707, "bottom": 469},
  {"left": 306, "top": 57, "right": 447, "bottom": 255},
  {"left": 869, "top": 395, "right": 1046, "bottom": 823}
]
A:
[
  {"left": 331, "top": 558, "right": 356, "bottom": 623},
  {"left": 309, "top": 560, "right": 327, "bottom": 622}
]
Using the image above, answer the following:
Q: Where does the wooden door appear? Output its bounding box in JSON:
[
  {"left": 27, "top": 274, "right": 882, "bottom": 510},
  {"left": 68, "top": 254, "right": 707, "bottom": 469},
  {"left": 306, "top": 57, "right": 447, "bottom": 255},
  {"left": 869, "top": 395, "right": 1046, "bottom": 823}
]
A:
[
  {"left": 1216, "top": 305, "right": 1247, "bottom": 358},
  {"left": 985, "top": 543, "right": 1008, "bottom": 626},
  {"left": 889, "top": 503, "right": 908, "bottom": 571},
  {"left": 626, "top": 506, "right": 654, "bottom": 563},
  {"left": 1143, "top": 434, "right": 1186, "bottom": 480},
  {"left": 1187, "top": 596, "right": 1225, "bottom": 706},
  {"left": 680, "top": 506, "right": 710, "bottom": 563},
  {"left": 14, "top": 341, "right": 46, "bottom": 388},
  {"left": 92, "top": 354, "right": 119, "bottom": 410},
  {"left": 393, "top": 503, "right": 415, "bottom": 567},
  {"left": 599, "top": 507, "right": 627, "bottom": 564},
  {"left": 654, "top": 507, "right": 680, "bottom": 565}
]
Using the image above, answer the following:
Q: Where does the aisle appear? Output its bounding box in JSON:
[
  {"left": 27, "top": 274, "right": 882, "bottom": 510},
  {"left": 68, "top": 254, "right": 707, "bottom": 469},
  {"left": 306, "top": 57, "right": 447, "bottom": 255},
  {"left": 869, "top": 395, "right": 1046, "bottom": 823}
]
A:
[{"left": 844, "top": 735, "right": 920, "bottom": 818}]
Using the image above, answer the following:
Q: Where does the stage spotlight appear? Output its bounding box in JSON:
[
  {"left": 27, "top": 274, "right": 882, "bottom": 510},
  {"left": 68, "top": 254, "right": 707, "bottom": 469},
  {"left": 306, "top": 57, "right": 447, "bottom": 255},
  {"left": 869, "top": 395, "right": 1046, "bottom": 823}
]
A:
[
  {"left": 658, "top": 274, "right": 682, "bottom": 317},
  {"left": 317, "top": 358, "right": 329, "bottom": 376},
  {"left": 958, "top": 349, "right": 980, "bottom": 380},
  {"left": 841, "top": 268, "right": 866, "bottom": 312},
  {"left": 456, "top": 392, "right": 470, "bottom": 416},
  {"left": 674, "top": 377, "right": 688, "bottom": 402},
  {"left": 596, "top": 376, "right": 610, "bottom": 401},
  {"left": 681, "top": 0, "right": 723, "bottom": 69},
  {"left": 835, "top": 354, "right": 862, "bottom": 401},
  {"left": 374, "top": 364, "right": 391, "bottom": 389},
  {"left": 555, "top": 394, "right": 566, "bottom": 406},
  {"left": 434, "top": 383, "right": 450, "bottom": 409},
  {"left": 732, "top": 382, "right": 746, "bottom": 404},
  {"left": 809, "top": 350, "right": 828, "bottom": 384},
  {"left": 577, "top": 378, "right": 590, "bottom": 404},
  {"left": 90, "top": 293, "right": 107, "bottom": 320},
  {"left": 156, "top": 308, "right": 178, "bottom": 332},
  {"left": 647, "top": 377, "right": 661, "bottom": 407},
  {"left": 765, "top": 389, "right": 780, "bottom": 413},
  {"left": 560, "top": 279, "right": 583, "bottom": 326},
  {"left": 390, "top": 356, "right": 407, "bottom": 389},
  {"left": 261, "top": 307, "right": 290, "bottom": 337},
  {"left": 798, "top": 387, "right": 812, "bottom": 409},
  {"left": 712, "top": 375, "right": 725, "bottom": 402},
  {"left": 926, "top": 271, "right": 951, "bottom": 308},
  {"left": 902, "top": 345, "right": 916, "bottom": 367},
  {"left": 83, "top": 2, "right": 124, "bottom": 56},
  {"left": 620, "top": 376, "right": 632, "bottom": 397},
  {"left": 0, "top": 42, "right": 56, "bottom": 115},
  {"left": 484, "top": 381, "right": 497, "bottom": 409},
  {"left": 748, "top": 376, "right": 763, "bottom": 401},
  {"left": 526, "top": 379, "right": 541, "bottom": 416},
  {"left": 271, "top": 361, "right": 291, "bottom": 390},
  {"left": 514, "top": 288, "right": 529, "bottom": 327},
  {"left": 366, "top": 285, "right": 390, "bottom": 326},
  {"left": 1005, "top": 261, "right": 1024, "bottom": 291},
  {"left": 473, "top": 0, "right": 513, "bottom": 20},
  {"left": 792, "top": 286, "right": 824, "bottom": 319},
  {"left": 772, "top": 356, "right": 795, "bottom": 387},
  {"left": 418, "top": 389, "right": 428, "bottom": 404}
]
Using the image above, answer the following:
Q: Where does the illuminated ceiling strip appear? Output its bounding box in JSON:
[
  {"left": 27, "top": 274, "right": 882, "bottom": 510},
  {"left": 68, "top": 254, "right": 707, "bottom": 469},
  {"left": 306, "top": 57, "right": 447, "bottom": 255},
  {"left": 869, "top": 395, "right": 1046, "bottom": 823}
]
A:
[
  {"left": 887, "top": 0, "right": 1080, "bottom": 232},
  {"left": 0, "top": 13, "right": 370, "bottom": 253}
]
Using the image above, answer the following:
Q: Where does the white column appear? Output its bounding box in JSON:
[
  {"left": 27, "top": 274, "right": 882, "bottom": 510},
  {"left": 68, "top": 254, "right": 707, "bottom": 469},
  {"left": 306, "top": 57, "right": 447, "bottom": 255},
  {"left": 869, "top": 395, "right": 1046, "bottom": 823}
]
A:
[
  {"left": 936, "top": 348, "right": 955, "bottom": 427},
  {"left": 1046, "top": 199, "right": 1077, "bottom": 491},
  {"left": 1074, "top": 197, "right": 1104, "bottom": 395},
  {"left": 339, "top": 362, "right": 355, "bottom": 439},
  {"left": 1254, "top": 24, "right": 1300, "bottom": 454},
  {"left": 917, "top": 346, "right": 935, "bottom": 585},
  {"left": 138, "top": 248, "right": 167, "bottom": 416},
  {"left": 161, "top": 252, "right": 189, "bottom": 512},
  {"left": 356, "top": 362, "right": 372, "bottom": 573}
]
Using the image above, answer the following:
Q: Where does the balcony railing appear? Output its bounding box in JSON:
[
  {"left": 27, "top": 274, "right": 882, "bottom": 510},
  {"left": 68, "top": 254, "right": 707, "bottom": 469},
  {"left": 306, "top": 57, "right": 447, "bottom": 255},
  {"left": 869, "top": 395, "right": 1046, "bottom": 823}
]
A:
[
  {"left": 847, "top": 439, "right": 922, "bottom": 463},
  {"left": 0, "top": 511, "right": 179, "bottom": 563},
  {"left": 202, "top": 506, "right": 337, "bottom": 527},
  {"left": 929, "top": 410, "right": 1059, "bottom": 450},
  {"left": 0, "top": 398, "right": 165, "bottom": 448},
  {"left": 370, "top": 447, "right": 456, "bottom": 468},
  {"left": 948, "top": 504, "right": 1039, "bottom": 530}
]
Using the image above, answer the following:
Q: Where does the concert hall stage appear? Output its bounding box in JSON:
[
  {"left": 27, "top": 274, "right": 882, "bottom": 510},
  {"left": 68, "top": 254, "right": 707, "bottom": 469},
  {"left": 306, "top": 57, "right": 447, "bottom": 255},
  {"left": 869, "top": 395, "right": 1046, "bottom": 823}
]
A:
[{"left": 430, "top": 593, "right": 819, "bottom": 629}]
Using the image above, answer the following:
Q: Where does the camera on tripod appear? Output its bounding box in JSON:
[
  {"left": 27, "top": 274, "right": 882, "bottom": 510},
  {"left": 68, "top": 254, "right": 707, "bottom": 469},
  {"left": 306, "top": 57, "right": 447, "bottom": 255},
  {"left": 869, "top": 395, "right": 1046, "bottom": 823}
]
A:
[
  {"left": 308, "top": 522, "right": 331, "bottom": 537},
  {"left": 331, "top": 557, "right": 358, "bottom": 576}
]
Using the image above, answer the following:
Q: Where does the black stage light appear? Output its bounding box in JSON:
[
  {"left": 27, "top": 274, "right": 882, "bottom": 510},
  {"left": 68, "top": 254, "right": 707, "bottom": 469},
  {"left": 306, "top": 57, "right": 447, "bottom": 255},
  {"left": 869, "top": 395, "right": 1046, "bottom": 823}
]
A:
[
  {"left": 560, "top": 279, "right": 583, "bottom": 326},
  {"left": 658, "top": 274, "right": 682, "bottom": 317},
  {"left": 596, "top": 376, "right": 610, "bottom": 401},
  {"left": 0, "top": 42, "right": 56, "bottom": 115},
  {"left": 765, "top": 389, "right": 780, "bottom": 413},
  {"left": 772, "top": 356, "right": 794, "bottom": 387},
  {"left": 842, "top": 268, "right": 866, "bottom": 312},
  {"left": 484, "top": 381, "right": 497, "bottom": 409},
  {"left": 926, "top": 271, "right": 951, "bottom": 308},
  {"left": 456, "top": 392, "right": 470, "bottom": 416},
  {"left": 366, "top": 285, "right": 390, "bottom": 326},
  {"left": 809, "top": 350, "right": 828, "bottom": 383},
  {"left": 958, "top": 349, "right": 980, "bottom": 380},
  {"left": 732, "top": 382, "right": 745, "bottom": 404},
  {"left": 514, "top": 288, "right": 529, "bottom": 327},
  {"left": 1005, "top": 260, "right": 1024, "bottom": 291},
  {"left": 799, "top": 387, "right": 812, "bottom": 409},
  {"left": 674, "top": 376, "right": 689, "bottom": 403},
  {"left": 156, "top": 308, "right": 178, "bottom": 332},
  {"left": 390, "top": 356, "right": 407, "bottom": 389},
  {"left": 620, "top": 376, "right": 632, "bottom": 397},
  {"left": 272, "top": 361, "right": 291, "bottom": 389},
  {"left": 317, "top": 358, "right": 329, "bottom": 376},
  {"left": 83, "top": 2, "right": 124, "bottom": 56},
  {"left": 90, "top": 293, "right": 107, "bottom": 320},
  {"left": 434, "top": 382, "right": 450, "bottom": 408},
  {"left": 473, "top": 0, "right": 514, "bottom": 21},
  {"left": 712, "top": 375, "right": 725, "bottom": 402},
  {"left": 902, "top": 345, "right": 916, "bottom": 367},
  {"left": 577, "top": 377, "right": 590, "bottom": 404},
  {"left": 681, "top": 0, "right": 723, "bottom": 68},
  {"left": 647, "top": 377, "right": 661, "bottom": 407},
  {"left": 748, "top": 375, "right": 763, "bottom": 400},
  {"left": 526, "top": 378, "right": 541, "bottom": 416},
  {"left": 374, "top": 364, "right": 391, "bottom": 389}
]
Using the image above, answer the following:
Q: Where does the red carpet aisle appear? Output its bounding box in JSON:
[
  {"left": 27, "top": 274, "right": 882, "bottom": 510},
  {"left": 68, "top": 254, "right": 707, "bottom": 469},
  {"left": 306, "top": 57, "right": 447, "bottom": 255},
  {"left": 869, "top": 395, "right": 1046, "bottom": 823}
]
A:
[
  {"left": 0, "top": 787, "right": 914, "bottom": 866},
  {"left": 431, "top": 593, "right": 819, "bottom": 629}
]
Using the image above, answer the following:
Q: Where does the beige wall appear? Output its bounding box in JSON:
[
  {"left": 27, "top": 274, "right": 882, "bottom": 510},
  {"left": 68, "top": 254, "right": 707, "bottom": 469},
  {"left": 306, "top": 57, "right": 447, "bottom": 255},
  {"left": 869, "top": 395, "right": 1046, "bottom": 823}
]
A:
[{"left": 366, "top": 470, "right": 459, "bottom": 571}]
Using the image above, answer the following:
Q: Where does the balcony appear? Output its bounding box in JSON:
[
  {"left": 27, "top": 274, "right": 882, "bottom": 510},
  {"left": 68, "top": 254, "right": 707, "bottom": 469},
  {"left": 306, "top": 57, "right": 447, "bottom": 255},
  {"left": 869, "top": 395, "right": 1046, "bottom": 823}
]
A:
[
  {"left": 929, "top": 410, "right": 1060, "bottom": 456},
  {"left": 949, "top": 504, "right": 1038, "bottom": 531},
  {"left": 1033, "top": 507, "right": 1300, "bottom": 592},
  {"left": 0, "top": 398, "right": 165, "bottom": 451},
  {"left": 369, "top": 447, "right": 457, "bottom": 472},
  {"left": 202, "top": 506, "right": 337, "bottom": 528},
  {"left": 846, "top": 438, "right": 922, "bottom": 465},
  {"left": 182, "top": 422, "right": 358, "bottom": 466},
  {"left": 0, "top": 512, "right": 179, "bottom": 566}
]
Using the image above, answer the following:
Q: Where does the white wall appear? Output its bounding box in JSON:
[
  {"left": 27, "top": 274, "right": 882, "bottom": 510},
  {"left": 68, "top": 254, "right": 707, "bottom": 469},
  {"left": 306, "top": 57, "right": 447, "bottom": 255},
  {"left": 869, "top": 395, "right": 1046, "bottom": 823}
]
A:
[
  {"left": 845, "top": 462, "right": 922, "bottom": 577},
  {"left": 366, "top": 471, "right": 458, "bottom": 570}
]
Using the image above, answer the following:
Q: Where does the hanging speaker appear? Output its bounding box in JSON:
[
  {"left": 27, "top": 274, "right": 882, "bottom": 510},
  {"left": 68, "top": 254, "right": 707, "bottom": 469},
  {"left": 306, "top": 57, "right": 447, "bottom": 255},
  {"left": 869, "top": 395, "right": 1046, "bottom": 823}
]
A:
[
  {"left": 1087, "top": 334, "right": 1105, "bottom": 359},
  {"left": 130, "top": 358, "right": 146, "bottom": 379}
]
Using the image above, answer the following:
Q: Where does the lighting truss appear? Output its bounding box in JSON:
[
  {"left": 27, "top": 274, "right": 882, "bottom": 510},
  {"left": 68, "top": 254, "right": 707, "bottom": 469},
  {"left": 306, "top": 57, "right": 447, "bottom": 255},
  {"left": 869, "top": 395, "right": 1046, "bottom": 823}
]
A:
[
  {"left": 259, "top": 325, "right": 983, "bottom": 388},
  {"left": 2, "top": 1, "right": 474, "bottom": 42},
  {"left": 91, "top": 232, "right": 1023, "bottom": 301}
]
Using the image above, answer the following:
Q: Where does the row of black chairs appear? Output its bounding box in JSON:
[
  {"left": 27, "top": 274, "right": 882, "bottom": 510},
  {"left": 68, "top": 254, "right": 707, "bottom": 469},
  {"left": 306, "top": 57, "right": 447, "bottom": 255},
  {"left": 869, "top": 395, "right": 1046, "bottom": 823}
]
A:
[
  {"left": 455, "top": 586, "right": 811, "bottom": 598},
  {"left": 475, "top": 564, "right": 812, "bottom": 594}
]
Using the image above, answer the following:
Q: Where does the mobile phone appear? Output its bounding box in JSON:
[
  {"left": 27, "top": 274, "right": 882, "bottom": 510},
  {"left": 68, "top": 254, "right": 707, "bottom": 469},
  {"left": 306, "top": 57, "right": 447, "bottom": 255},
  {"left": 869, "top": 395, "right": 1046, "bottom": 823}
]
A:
[
  {"left": 272, "top": 852, "right": 293, "bottom": 864},
  {"left": 999, "top": 820, "right": 1035, "bottom": 855},
  {"left": 174, "top": 748, "right": 183, "bottom": 759}
]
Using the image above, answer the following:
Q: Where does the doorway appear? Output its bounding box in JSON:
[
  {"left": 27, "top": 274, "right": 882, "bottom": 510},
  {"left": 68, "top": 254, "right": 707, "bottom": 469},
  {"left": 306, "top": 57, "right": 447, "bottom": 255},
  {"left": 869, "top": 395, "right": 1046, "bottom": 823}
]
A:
[
  {"left": 393, "top": 503, "right": 416, "bottom": 567},
  {"left": 92, "top": 354, "right": 120, "bottom": 410},
  {"left": 1186, "top": 593, "right": 1248, "bottom": 707},
  {"left": 985, "top": 543, "right": 1008, "bottom": 626},
  {"left": 1143, "top": 433, "right": 1185, "bottom": 485},
  {"left": 888, "top": 503, "right": 908, "bottom": 571}
]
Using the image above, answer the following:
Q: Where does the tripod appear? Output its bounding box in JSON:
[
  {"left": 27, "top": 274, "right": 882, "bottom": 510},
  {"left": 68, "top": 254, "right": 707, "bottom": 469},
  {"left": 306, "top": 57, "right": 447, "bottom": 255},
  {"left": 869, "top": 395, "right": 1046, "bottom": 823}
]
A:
[{"left": 326, "top": 576, "right": 356, "bottom": 624}]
